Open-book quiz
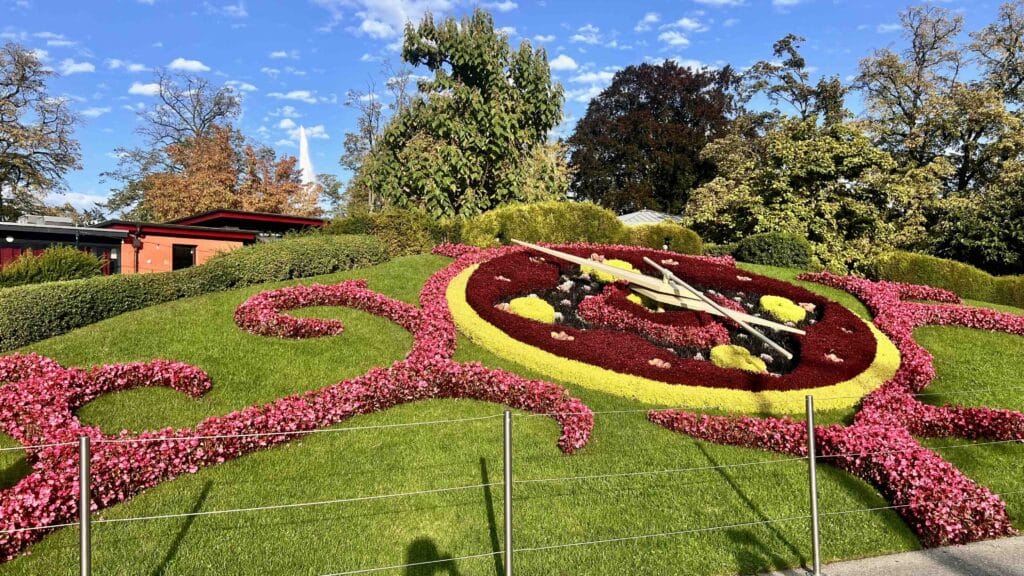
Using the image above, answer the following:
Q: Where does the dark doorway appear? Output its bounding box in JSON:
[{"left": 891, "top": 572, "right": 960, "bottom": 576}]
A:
[{"left": 172, "top": 244, "right": 196, "bottom": 270}]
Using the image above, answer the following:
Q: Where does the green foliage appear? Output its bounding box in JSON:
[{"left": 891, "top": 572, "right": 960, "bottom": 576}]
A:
[
  {"left": 734, "top": 232, "right": 813, "bottom": 269},
  {"left": 324, "top": 209, "right": 444, "bottom": 257},
  {"left": 0, "top": 246, "right": 104, "bottom": 287},
  {"left": 627, "top": 222, "right": 703, "bottom": 255},
  {"left": 461, "top": 201, "right": 626, "bottom": 247},
  {"left": 508, "top": 296, "right": 556, "bottom": 324},
  {"left": 870, "top": 250, "right": 1024, "bottom": 309},
  {"left": 759, "top": 295, "right": 807, "bottom": 323},
  {"left": 703, "top": 242, "right": 738, "bottom": 257},
  {"left": 710, "top": 344, "right": 767, "bottom": 373},
  {"left": 357, "top": 10, "right": 565, "bottom": 218},
  {"left": 0, "top": 234, "right": 388, "bottom": 352}
]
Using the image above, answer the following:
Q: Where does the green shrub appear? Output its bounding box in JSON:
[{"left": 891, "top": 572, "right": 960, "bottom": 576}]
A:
[
  {"left": 993, "top": 276, "right": 1024, "bottom": 310},
  {"left": 870, "top": 251, "right": 995, "bottom": 302},
  {"left": 462, "top": 201, "right": 626, "bottom": 247},
  {"left": 325, "top": 209, "right": 441, "bottom": 257},
  {"left": 0, "top": 234, "right": 388, "bottom": 352},
  {"left": 734, "top": 232, "right": 813, "bottom": 269},
  {"left": 703, "top": 242, "right": 737, "bottom": 258},
  {"left": 0, "top": 246, "right": 104, "bottom": 287},
  {"left": 870, "top": 250, "right": 1024, "bottom": 309},
  {"left": 627, "top": 222, "right": 703, "bottom": 255}
]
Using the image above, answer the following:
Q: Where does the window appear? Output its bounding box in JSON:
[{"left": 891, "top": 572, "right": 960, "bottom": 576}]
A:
[{"left": 172, "top": 244, "right": 196, "bottom": 270}]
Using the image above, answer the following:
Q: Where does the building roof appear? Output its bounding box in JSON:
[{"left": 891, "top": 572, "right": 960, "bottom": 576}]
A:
[
  {"left": 97, "top": 220, "right": 258, "bottom": 242},
  {"left": 167, "top": 209, "right": 325, "bottom": 229},
  {"left": 0, "top": 221, "right": 128, "bottom": 240},
  {"left": 617, "top": 209, "right": 685, "bottom": 226}
]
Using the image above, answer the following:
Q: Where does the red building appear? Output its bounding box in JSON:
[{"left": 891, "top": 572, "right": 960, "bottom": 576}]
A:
[{"left": 0, "top": 210, "right": 324, "bottom": 275}]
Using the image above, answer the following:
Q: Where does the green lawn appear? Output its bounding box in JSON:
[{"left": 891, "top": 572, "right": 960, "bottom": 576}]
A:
[{"left": 0, "top": 255, "right": 1020, "bottom": 575}]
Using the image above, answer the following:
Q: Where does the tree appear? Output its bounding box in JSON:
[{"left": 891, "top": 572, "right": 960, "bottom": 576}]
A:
[
  {"left": 568, "top": 62, "right": 739, "bottom": 214},
  {"left": 970, "top": 0, "right": 1024, "bottom": 105},
  {"left": 742, "top": 34, "right": 847, "bottom": 126},
  {"left": 103, "top": 71, "right": 242, "bottom": 219},
  {"left": 356, "top": 9, "right": 564, "bottom": 218},
  {"left": 0, "top": 42, "right": 80, "bottom": 221},
  {"left": 340, "top": 63, "right": 414, "bottom": 214}
]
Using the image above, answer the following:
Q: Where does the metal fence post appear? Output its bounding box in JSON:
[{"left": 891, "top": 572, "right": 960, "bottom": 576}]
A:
[
  {"left": 503, "top": 410, "right": 513, "bottom": 576},
  {"left": 79, "top": 436, "right": 91, "bottom": 576},
  {"left": 806, "top": 396, "right": 821, "bottom": 576}
]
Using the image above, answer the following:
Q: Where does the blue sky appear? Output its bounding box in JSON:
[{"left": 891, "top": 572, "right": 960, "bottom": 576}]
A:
[{"left": 0, "top": 0, "right": 1006, "bottom": 212}]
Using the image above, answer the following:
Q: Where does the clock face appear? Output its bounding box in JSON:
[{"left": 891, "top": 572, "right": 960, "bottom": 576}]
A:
[{"left": 448, "top": 245, "right": 898, "bottom": 412}]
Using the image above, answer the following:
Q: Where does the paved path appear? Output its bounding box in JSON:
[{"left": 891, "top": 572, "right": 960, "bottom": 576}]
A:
[{"left": 760, "top": 536, "right": 1024, "bottom": 576}]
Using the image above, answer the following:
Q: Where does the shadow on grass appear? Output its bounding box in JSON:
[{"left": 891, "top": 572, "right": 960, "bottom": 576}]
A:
[
  {"left": 0, "top": 456, "right": 30, "bottom": 491},
  {"left": 696, "top": 443, "right": 806, "bottom": 572},
  {"left": 151, "top": 480, "right": 213, "bottom": 576},
  {"left": 480, "top": 457, "right": 504, "bottom": 576},
  {"left": 405, "top": 538, "right": 463, "bottom": 576}
]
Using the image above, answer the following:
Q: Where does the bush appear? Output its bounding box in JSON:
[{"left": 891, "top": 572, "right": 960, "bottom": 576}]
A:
[
  {"left": 734, "top": 233, "right": 813, "bottom": 269},
  {"left": 870, "top": 250, "right": 1024, "bottom": 309},
  {"left": 462, "top": 201, "right": 626, "bottom": 247},
  {"left": 627, "top": 222, "right": 703, "bottom": 255},
  {"left": 703, "top": 242, "right": 737, "bottom": 258},
  {"left": 0, "top": 246, "right": 104, "bottom": 287},
  {"left": 0, "top": 234, "right": 388, "bottom": 352},
  {"left": 325, "top": 209, "right": 444, "bottom": 257}
]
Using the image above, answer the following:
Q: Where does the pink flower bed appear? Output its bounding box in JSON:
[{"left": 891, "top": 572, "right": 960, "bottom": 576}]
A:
[
  {"left": 577, "top": 284, "right": 730, "bottom": 350},
  {"left": 0, "top": 245, "right": 594, "bottom": 562},
  {"left": 650, "top": 273, "right": 1024, "bottom": 547}
]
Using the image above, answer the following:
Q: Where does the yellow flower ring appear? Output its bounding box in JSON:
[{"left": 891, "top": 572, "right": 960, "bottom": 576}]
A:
[{"left": 447, "top": 261, "right": 900, "bottom": 415}]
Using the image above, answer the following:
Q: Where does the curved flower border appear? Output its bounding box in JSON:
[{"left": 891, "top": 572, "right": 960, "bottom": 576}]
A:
[
  {"left": 0, "top": 247, "right": 595, "bottom": 562},
  {"left": 650, "top": 273, "right": 1024, "bottom": 547}
]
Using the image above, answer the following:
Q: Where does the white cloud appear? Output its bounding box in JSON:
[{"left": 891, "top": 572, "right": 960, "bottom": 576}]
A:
[
  {"left": 168, "top": 57, "right": 210, "bottom": 72},
  {"left": 549, "top": 54, "right": 578, "bottom": 71},
  {"left": 312, "top": 0, "right": 456, "bottom": 38},
  {"left": 268, "top": 90, "right": 317, "bottom": 104},
  {"left": 498, "top": 26, "right": 516, "bottom": 37},
  {"left": 278, "top": 118, "right": 297, "bottom": 130},
  {"left": 723, "top": 18, "right": 739, "bottom": 27},
  {"left": 483, "top": 1, "right": 517, "bottom": 12},
  {"left": 270, "top": 49, "right": 299, "bottom": 59},
  {"left": 772, "top": 0, "right": 802, "bottom": 6},
  {"left": 80, "top": 106, "right": 111, "bottom": 118},
  {"left": 694, "top": 0, "right": 744, "bottom": 5},
  {"left": 300, "top": 124, "right": 328, "bottom": 139},
  {"left": 275, "top": 139, "right": 295, "bottom": 148},
  {"left": 260, "top": 66, "right": 280, "bottom": 77},
  {"left": 128, "top": 82, "right": 160, "bottom": 96},
  {"left": 672, "top": 58, "right": 710, "bottom": 70},
  {"left": 106, "top": 59, "right": 149, "bottom": 73},
  {"left": 571, "top": 70, "right": 615, "bottom": 84},
  {"left": 876, "top": 23, "right": 901, "bottom": 33},
  {"left": 665, "top": 17, "right": 707, "bottom": 32},
  {"left": 138, "top": 0, "right": 155, "bottom": 4},
  {"left": 565, "top": 85, "right": 603, "bottom": 103},
  {"left": 269, "top": 105, "right": 301, "bottom": 118},
  {"left": 532, "top": 34, "right": 555, "bottom": 43},
  {"left": 570, "top": 24, "right": 601, "bottom": 44},
  {"left": 47, "top": 39, "right": 76, "bottom": 47},
  {"left": 59, "top": 59, "right": 94, "bottom": 75},
  {"left": 53, "top": 191, "right": 110, "bottom": 210},
  {"left": 634, "top": 12, "right": 659, "bottom": 32},
  {"left": 225, "top": 80, "right": 257, "bottom": 92},
  {"left": 658, "top": 30, "right": 690, "bottom": 47},
  {"left": 30, "top": 48, "right": 49, "bottom": 62},
  {"left": 206, "top": 1, "right": 248, "bottom": 18}
]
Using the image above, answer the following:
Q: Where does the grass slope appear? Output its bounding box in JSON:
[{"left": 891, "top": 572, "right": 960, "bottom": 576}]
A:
[{"left": 0, "top": 256, "right": 1019, "bottom": 575}]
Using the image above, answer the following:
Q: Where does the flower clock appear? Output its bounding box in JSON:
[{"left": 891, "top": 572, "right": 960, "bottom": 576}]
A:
[{"left": 0, "top": 242, "right": 1021, "bottom": 562}]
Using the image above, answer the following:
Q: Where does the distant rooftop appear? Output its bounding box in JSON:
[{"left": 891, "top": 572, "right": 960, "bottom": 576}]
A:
[{"left": 618, "top": 209, "right": 684, "bottom": 226}]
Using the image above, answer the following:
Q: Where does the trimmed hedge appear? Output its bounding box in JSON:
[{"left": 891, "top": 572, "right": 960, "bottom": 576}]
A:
[
  {"left": 734, "top": 232, "right": 813, "bottom": 269},
  {"left": 0, "top": 246, "right": 104, "bottom": 287},
  {"left": 0, "top": 234, "right": 388, "bottom": 352},
  {"left": 870, "top": 251, "right": 1024, "bottom": 309},
  {"left": 324, "top": 209, "right": 459, "bottom": 257},
  {"left": 628, "top": 222, "right": 703, "bottom": 255},
  {"left": 462, "top": 201, "right": 626, "bottom": 247}
]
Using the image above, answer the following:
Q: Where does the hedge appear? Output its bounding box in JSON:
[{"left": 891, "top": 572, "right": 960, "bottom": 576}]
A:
[
  {"left": 0, "top": 245, "right": 104, "bottom": 287},
  {"left": 461, "top": 201, "right": 626, "bottom": 247},
  {"left": 323, "top": 209, "right": 460, "bottom": 257},
  {"left": 628, "top": 222, "right": 703, "bottom": 255},
  {"left": 0, "top": 234, "right": 389, "bottom": 352},
  {"left": 734, "top": 232, "right": 813, "bottom": 269},
  {"left": 870, "top": 251, "right": 1024, "bottom": 309}
]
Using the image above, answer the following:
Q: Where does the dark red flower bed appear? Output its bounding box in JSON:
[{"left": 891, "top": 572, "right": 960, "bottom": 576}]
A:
[{"left": 464, "top": 245, "right": 877, "bottom": 391}]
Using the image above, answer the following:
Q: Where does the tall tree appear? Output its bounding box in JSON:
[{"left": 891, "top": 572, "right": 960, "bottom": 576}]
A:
[
  {"left": 357, "top": 9, "right": 564, "bottom": 218},
  {"left": 0, "top": 43, "right": 80, "bottom": 221},
  {"left": 970, "top": 0, "right": 1024, "bottom": 105},
  {"left": 103, "top": 71, "right": 242, "bottom": 219},
  {"left": 742, "top": 34, "right": 847, "bottom": 126},
  {"left": 568, "top": 62, "right": 739, "bottom": 214}
]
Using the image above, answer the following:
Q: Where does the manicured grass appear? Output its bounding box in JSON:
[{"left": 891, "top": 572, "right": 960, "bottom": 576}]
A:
[{"left": 0, "top": 255, "right": 1020, "bottom": 575}]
